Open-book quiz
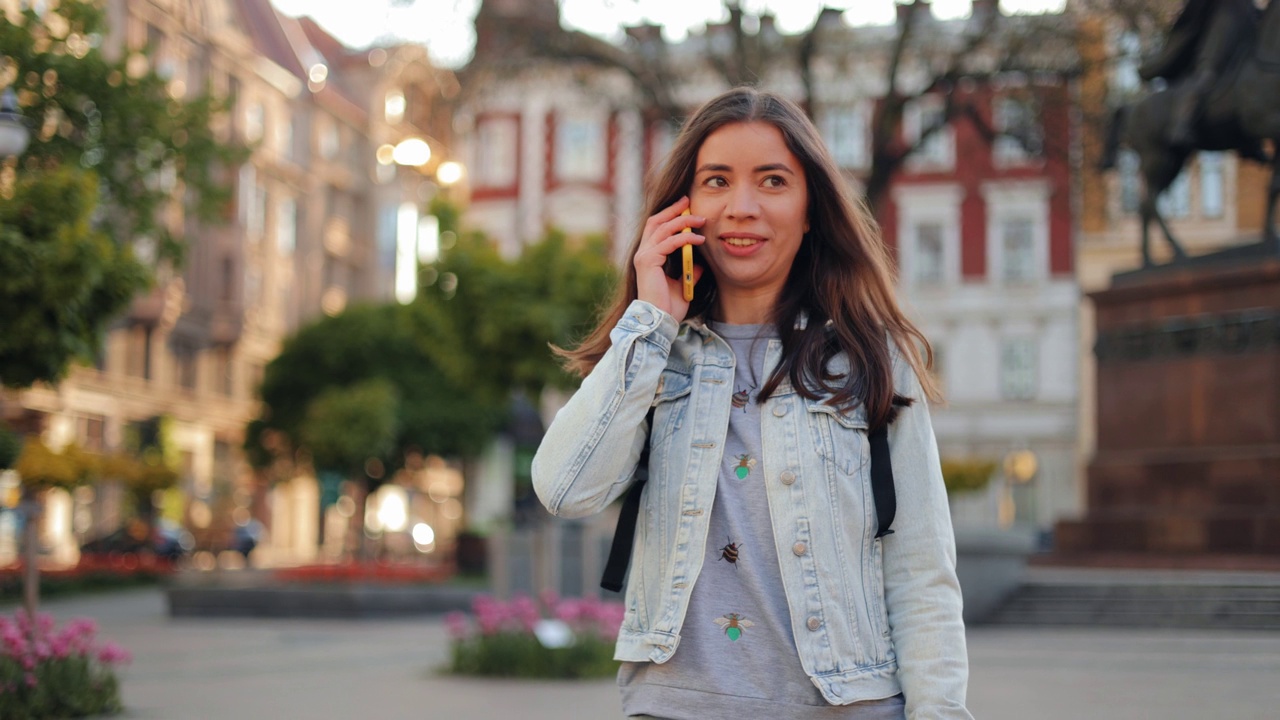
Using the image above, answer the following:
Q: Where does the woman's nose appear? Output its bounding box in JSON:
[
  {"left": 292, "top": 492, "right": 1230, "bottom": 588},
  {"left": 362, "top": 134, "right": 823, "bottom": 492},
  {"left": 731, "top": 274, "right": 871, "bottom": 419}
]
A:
[{"left": 725, "top": 186, "right": 760, "bottom": 219}]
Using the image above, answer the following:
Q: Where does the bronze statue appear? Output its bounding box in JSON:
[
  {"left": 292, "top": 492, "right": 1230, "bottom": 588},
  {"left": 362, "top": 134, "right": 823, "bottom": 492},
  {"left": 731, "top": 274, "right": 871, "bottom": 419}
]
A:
[{"left": 1101, "top": 0, "right": 1280, "bottom": 267}]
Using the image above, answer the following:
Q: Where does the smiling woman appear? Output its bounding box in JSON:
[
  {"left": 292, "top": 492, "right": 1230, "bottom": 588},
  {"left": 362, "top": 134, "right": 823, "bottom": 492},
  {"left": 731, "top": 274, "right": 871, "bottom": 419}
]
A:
[{"left": 533, "top": 87, "right": 971, "bottom": 719}]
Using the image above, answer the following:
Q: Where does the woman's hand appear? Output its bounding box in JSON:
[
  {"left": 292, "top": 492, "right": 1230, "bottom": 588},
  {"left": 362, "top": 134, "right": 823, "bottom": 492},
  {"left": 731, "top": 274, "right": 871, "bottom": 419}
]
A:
[{"left": 634, "top": 196, "right": 706, "bottom": 323}]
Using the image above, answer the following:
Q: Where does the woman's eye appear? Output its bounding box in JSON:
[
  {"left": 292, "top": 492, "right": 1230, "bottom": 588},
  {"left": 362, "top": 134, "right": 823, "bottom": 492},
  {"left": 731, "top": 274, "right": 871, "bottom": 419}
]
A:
[
  {"left": 763, "top": 175, "right": 786, "bottom": 188},
  {"left": 704, "top": 176, "right": 728, "bottom": 188}
]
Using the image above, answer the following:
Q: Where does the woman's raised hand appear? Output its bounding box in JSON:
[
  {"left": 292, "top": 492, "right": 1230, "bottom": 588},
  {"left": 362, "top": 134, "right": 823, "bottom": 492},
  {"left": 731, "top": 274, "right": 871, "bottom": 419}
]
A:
[{"left": 634, "top": 196, "right": 706, "bottom": 323}]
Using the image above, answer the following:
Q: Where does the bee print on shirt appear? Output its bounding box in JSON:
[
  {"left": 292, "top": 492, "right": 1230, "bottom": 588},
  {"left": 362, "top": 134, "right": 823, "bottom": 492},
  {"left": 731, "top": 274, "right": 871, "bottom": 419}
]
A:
[
  {"left": 731, "top": 382, "right": 756, "bottom": 411},
  {"left": 717, "top": 536, "right": 742, "bottom": 566},
  {"left": 733, "top": 454, "right": 756, "bottom": 480},
  {"left": 714, "top": 613, "right": 755, "bottom": 641}
]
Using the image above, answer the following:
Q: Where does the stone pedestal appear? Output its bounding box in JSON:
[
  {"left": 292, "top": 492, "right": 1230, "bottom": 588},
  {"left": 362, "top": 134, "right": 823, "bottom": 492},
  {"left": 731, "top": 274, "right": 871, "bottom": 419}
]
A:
[{"left": 1055, "top": 255, "right": 1280, "bottom": 560}]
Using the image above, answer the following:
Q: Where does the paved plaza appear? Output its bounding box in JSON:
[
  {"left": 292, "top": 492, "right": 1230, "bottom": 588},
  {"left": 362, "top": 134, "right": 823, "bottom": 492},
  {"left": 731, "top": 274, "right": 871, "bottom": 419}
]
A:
[{"left": 7, "top": 587, "right": 1280, "bottom": 719}]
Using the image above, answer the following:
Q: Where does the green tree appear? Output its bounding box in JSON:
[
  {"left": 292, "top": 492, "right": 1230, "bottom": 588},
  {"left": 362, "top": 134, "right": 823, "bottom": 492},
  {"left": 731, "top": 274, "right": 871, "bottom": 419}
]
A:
[
  {"left": 301, "top": 380, "right": 400, "bottom": 479},
  {"left": 0, "top": 169, "right": 148, "bottom": 388},
  {"left": 0, "top": 1, "right": 244, "bottom": 389},
  {"left": 417, "top": 200, "right": 618, "bottom": 401}
]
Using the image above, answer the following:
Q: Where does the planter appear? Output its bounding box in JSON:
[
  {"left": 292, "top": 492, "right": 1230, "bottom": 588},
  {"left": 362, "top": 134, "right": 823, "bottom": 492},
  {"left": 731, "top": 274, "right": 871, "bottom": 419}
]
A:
[{"left": 953, "top": 527, "right": 1036, "bottom": 624}]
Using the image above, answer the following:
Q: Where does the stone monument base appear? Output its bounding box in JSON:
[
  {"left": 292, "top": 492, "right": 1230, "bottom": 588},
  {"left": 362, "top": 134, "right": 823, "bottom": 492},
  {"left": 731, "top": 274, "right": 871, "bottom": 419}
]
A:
[{"left": 1055, "top": 251, "right": 1280, "bottom": 559}]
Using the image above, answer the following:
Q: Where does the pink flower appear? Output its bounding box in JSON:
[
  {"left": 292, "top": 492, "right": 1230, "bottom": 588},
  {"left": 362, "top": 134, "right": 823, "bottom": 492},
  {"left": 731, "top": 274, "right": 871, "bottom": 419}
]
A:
[
  {"left": 444, "top": 611, "right": 470, "bottom": 641},
  {"left": 97, "top": 641, "right": 132, "bottom": 665}
]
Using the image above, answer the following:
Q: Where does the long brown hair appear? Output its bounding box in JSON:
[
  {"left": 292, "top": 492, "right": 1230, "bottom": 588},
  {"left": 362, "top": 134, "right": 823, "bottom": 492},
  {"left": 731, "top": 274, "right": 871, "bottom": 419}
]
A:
[{"left": 557, "top": 87, "right": 939, "bottom": 428}]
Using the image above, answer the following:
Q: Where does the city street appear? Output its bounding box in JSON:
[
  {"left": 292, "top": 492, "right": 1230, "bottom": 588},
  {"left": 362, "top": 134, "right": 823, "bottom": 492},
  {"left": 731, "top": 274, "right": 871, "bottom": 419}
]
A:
[{"left": 8, "top": 587, "right": 1280, "bottom": 719}]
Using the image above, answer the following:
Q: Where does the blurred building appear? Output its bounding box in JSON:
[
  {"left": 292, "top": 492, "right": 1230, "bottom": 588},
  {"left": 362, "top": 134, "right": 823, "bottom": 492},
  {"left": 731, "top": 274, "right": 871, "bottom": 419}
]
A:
[
  {"left": 0, "top": 0, "right": 458, "bottom": 566},
  {"left": 455, "top": 0, "right": 1081, "bottom": 534}
]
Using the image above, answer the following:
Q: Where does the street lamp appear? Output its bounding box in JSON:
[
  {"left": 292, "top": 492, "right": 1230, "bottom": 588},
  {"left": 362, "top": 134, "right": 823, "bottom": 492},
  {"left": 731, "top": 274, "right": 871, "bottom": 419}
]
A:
[
  {"left": 436, "top": 160, "right": 463, "bottom": 187},
  {"left": 0, "top": 87, "right": 31, "bottom": 158}
]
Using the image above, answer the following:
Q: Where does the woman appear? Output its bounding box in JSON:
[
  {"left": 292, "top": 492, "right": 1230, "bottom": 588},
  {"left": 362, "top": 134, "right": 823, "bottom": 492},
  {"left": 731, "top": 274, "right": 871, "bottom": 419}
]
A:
[{"left": 532, "top": 87, "right": 971, "bottom": 719}]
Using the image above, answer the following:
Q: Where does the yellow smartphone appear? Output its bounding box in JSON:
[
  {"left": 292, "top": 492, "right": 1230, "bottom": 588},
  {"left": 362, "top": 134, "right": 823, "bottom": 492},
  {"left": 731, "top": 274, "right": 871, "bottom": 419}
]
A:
[{"left": 680, "top": 210, "right": 695, "bottom": 302}]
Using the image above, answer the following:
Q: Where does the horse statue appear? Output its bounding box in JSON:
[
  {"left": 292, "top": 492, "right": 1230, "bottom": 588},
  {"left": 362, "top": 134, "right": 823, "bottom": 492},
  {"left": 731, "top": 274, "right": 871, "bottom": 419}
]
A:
[{"left": 1101, "top": 0, "right": 1280, "bottom": 268}]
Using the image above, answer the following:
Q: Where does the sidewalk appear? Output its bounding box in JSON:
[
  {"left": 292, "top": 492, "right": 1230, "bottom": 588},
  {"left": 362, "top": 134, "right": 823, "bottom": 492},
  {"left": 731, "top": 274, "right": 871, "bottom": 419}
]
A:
[{"left": 10, "top": 588, "right": 1280, "bottom": 719}]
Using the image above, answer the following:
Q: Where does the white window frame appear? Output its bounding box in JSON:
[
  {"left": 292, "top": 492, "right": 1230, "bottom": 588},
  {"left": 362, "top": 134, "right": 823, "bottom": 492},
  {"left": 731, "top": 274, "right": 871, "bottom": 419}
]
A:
[
  {"left": 983, "top": 180, "right": 1050, "bottom": 284},
  {"left": 820, "top": 102, "right": 871, "bottom": 170},
  {"left": 276, "top": 197, "right": 296, "bottom": 255},
  {"left": 992, "top": 96, "right": 1041, "bottom": 167},
  {"left": 1199, "top": 151, "right": 1225, "bottom": 219},
  {"left": 473, "top": 116, "right": 518, "bottom": 189},
  {"left": 893, "top": 184, "right": 963, "bottom": 288},
  {"left": 1000, "top": 336, "right": 1038, "bottom": 401},
  {"left": 904, "top": 95, "right": 954, "bottom": 171},
  {"left": 554, "top": 112, "right": 607, "bottom": 183}
]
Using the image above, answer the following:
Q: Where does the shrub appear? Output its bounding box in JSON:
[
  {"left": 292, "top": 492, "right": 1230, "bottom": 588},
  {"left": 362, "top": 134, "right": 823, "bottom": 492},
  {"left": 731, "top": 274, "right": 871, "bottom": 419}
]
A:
[
  {"left": 445, "top": 592, "right": 624, "bottom": 679},
  {"left": 0, "top": 611, "right": 129, "bottom": 719}
]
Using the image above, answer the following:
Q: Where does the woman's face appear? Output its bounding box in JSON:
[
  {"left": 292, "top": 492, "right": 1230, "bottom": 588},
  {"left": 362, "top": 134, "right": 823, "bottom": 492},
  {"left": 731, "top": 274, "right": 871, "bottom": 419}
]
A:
[{"left": 689, "top": 121, "right": 809, "bottom": 310}]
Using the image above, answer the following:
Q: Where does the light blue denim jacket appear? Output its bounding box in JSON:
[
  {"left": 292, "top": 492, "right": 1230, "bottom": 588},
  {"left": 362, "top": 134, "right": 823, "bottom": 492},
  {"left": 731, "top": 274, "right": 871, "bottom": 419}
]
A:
[{"left": 532, "top": 300, "right": 971, "bottom": 718}]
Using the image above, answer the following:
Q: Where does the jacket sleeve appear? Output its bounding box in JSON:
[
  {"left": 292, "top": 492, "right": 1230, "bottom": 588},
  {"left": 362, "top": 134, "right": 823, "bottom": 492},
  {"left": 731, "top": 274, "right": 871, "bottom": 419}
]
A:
[
  {"left": 881, "top": 351, "right": 973, "bottom": 720},
  {"left": 531, "top": 300, "right": 678, "bottom": 519}
]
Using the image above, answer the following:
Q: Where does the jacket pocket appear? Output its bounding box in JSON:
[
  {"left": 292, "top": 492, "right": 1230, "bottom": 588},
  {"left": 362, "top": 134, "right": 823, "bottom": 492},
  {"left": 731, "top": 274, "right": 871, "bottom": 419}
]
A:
[
  {"left": 650, "top": 368, "right": 692, "bottom": 445},
  {"left": 804, "top": 399, "right": 869, "bottom": 477}
]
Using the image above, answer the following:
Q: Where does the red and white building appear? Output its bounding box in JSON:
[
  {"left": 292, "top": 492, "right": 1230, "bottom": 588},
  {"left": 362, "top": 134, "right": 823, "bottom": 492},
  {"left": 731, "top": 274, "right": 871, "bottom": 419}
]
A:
[{"left": 455, "top": 0, "right": 1081, "bottom": 534}]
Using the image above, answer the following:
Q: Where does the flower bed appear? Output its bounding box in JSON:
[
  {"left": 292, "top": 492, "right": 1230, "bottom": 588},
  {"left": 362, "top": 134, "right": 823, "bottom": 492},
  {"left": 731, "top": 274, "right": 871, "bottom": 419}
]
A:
[
  {"left": 0, "top": 562, "right": 170, "bottom": 604},
  {"left": 445, "top": 592, "right": 624, "bottom": 679},
  {"left": 0, "top": 611, "right": 130, "bottom": 719},
  {"left": 273, "top": 562, "right": 454, "bottom": 585}
]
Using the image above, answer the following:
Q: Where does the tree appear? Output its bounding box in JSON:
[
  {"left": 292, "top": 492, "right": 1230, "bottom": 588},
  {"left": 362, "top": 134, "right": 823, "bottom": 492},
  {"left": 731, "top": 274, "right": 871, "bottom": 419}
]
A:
[
  {"left": 0, "top": 1, "right": 244, "bottom": 389},
  {"left": 246, "top": 214, "right": 618, "bottom": 543},
  {"left": 462, "top": 0, "right": 1091, "bottom": 215},
  {"left": 0, "top": 169, "right": 148, "bottom": 388}
]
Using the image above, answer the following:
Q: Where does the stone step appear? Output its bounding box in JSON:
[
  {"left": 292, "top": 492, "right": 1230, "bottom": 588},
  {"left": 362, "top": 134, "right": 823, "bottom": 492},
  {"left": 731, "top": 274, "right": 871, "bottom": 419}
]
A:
[{"left": 983, "top": 567, "right": 1280, "bottom": 630}]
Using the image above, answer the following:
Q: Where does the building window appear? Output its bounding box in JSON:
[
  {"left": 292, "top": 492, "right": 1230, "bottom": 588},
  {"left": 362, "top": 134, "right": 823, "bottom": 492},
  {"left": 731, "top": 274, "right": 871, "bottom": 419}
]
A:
[
  {"left": 221, "top": 256, "right": 235, "bottom": 304},
  {"left": 1119, "top": 149, "right": 1140, "bottom": 215},
  {"left": 1111, "top": 31, "right": 1143, "bottom": 100},
  {"left": 1000, "top": 338, "right": 1037, "bottom": 400},
  {"left": 1157, "top": 168, "right": 1191, "bottom": 219},
  {"left": 126, "top": 326, "right": 152, "bottom": 381},
  {"left": 213, "top": 347, "right": 233, "bottom": 397},
  {"left": 244, "top": 102, "right": 264, "bottom": 143},
  {"left": 930, "top": 342, "right": 946, "bottom": 389},
  {"left": 244, "top": 265, "right": 262, "bottom": 308},
  {"left": 914, "top": 221, "right": 945, "bottom": 285},
  {"left": 905, "top": 96, "right": 953, "bottom": 169},
  {"left": 276, "top": 197, "right": 296, "bottom": 255},
  {"left": 1001, "top": 217, "right": 1036, "bottom": 282},
  {"left": 821, "top": 104, "right": 869, "bottom": 169},
  {"left": 238, "top": 165, "right": 266, "bottom": 239},
  {"left": 172, "top": 340, "right": 197, "bottom": 392},
  {"left": 993, "top": 96, "right": 1041, "bottom": 165},
  {"left": 319, "top": 118, "right": 340, "bottom": 160},
  {"left": 77, "top": 414, "right": 106, "bottom": 452},
  {"left": 555, "top": 115, "right": 606, "bottom": 183},
  {"left": 474, "top": 117, "right": 518, "bottom": 188},
  {"left": 1200, "top": 152, "right": 1224, "bottom": 219},
  {"left": 649, "top": 121, "right": 676, "bottom": 173}
]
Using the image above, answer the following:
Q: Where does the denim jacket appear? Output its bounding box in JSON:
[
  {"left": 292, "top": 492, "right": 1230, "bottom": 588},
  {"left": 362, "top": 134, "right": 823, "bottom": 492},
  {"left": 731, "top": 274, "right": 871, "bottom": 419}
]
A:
[{"left": 532, "top": 300, "right": 971, "bottom": 718}]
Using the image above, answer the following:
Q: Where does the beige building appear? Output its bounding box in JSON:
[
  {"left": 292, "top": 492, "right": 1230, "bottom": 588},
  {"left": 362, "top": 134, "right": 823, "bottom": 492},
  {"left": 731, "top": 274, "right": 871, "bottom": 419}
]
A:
[{"left": 0, "top": 0, "right": 458, "bottom": 566}]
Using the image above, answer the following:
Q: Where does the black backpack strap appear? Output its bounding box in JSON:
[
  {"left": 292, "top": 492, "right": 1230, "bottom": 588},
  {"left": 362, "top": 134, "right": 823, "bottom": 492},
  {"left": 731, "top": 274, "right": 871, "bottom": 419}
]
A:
[
  {"left": 600, "top": 407, "right": 656, "bottom": 593},
  {"left": 869, "top": 424, "right": 896, "bottom": 538}
]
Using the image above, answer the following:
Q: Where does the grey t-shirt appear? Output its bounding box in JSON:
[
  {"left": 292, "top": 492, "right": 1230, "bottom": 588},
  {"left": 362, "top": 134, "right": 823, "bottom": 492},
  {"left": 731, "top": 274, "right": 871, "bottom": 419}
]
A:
[{"left": 619, "top": 322, "right": 905, "bottom": 720}]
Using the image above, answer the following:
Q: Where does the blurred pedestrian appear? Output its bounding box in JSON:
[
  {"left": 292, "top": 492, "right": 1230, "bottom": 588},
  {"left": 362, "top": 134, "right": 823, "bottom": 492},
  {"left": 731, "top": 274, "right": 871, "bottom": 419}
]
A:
[{"left": 533, "top": 87, "right": 970, "bottom": 719}]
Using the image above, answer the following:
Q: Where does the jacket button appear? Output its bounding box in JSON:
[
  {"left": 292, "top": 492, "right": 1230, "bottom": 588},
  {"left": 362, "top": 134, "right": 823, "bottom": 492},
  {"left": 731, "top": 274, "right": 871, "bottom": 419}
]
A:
[
  {"left": 779, "top": 471, "right": 796, "bottom": 485},
  {"left": 792, "top": 542, "right": 807, "bottom": 556},
  {"left": 636, "top": 310, "right": 653, "bottom": 325},
  {"left": 807, "top": 617, "right": 821, "bottom": 631},
  {"left": 773, "top": 403, "right": 790, "bottom": 417}
]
